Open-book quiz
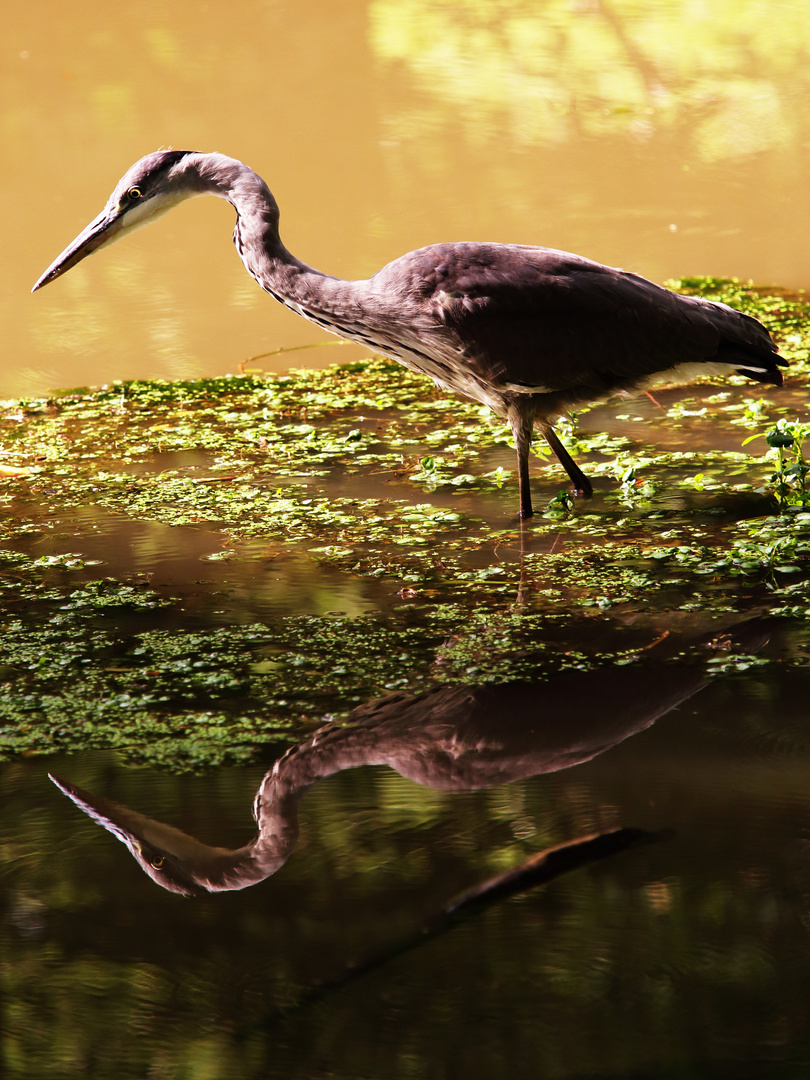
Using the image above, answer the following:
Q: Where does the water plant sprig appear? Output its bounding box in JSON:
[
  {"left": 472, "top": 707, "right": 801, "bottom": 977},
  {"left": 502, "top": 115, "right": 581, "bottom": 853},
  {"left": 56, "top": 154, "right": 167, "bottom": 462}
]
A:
[{"left": 744, "top": 419, "right": 810, "bottom": 508}]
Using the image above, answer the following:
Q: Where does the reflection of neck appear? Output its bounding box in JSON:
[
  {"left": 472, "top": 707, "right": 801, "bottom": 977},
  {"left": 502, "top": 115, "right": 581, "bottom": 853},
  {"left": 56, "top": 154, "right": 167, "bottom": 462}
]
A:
[
  {"left": 134, "top": 712, "right": 421, "bottom": 892},
  {"left": 243, "top": 775, "right": 303, "bottom": 887},
  {"left": 243, "top": 723, "right": 405, "bottom": 888}
]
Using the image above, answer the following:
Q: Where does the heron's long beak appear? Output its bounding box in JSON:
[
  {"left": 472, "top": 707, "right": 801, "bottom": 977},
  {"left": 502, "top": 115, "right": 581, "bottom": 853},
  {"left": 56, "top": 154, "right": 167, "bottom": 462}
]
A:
[{"left": 31, "top": 207, "right": 127, "bottom": 293}]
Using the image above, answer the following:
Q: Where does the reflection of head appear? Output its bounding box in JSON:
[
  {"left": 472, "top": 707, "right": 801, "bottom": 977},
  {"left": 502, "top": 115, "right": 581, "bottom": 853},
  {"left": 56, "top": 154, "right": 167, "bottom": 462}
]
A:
[{"left": 49, "top": 774, "right": 294, "bottom": 896}]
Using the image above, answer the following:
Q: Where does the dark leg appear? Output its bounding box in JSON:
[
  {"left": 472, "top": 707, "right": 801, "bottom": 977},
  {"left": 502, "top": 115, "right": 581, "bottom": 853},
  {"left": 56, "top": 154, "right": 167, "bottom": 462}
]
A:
[
  {"left": 508, "top": 402, "right": 536, "bottom": 518},
  {"left": 539, "top": 422, "right": 593, "bottom": 499}
]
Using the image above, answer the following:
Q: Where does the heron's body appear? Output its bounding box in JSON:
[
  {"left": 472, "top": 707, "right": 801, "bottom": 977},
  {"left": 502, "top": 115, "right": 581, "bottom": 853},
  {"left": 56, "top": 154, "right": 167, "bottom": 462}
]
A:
[{"left": 33, "top": 150, "right": 786, "bottom": 516}]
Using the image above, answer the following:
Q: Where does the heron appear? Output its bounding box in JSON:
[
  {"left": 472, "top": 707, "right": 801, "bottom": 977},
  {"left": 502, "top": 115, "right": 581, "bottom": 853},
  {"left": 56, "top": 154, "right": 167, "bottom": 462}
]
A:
[{"left": 32, "top": 150, "right": 786, "bottom": 517}]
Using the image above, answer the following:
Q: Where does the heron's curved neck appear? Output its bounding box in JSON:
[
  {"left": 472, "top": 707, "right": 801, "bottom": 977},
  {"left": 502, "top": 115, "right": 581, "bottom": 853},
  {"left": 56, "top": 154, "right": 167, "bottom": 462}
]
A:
[{"left": 182, "top": 152, "right": 360, "bottom": 329}]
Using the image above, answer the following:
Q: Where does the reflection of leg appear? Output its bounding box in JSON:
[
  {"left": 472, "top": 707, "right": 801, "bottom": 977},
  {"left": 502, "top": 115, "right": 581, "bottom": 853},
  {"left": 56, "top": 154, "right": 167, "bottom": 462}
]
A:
[
  {"left": 539, "top": 422, "right": 593, "bottom": 498},
  {"left": 515, "top": 514, "right": 529, "bottom": 609}
]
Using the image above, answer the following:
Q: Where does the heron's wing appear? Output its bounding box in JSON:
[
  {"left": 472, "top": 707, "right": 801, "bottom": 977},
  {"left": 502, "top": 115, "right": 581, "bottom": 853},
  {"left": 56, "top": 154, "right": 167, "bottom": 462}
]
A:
[{"left": 416, "top": 244, "right": 782, "bottom": 392}]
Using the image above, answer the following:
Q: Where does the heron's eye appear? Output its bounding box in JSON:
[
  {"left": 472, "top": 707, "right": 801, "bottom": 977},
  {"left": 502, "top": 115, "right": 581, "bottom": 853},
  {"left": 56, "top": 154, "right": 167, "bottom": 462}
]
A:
[
  {"left": 150, "top": 856, "right": 165, "bottom": 869},
  {"left": 127, "top": 187, "right": 143, "bottom": 201}
]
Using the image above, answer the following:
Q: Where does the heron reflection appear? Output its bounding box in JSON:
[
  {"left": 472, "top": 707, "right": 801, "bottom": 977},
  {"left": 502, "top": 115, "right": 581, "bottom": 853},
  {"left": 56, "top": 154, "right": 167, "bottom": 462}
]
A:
[{"left": 51, "top": 621, "right": 771, "bottom": 896}]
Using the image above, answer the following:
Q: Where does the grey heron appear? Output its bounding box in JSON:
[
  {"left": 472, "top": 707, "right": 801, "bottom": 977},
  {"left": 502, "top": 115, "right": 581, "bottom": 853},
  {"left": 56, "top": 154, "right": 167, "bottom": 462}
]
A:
[{"left": 32, "top": 150, "right": 786, "bottom": 517}]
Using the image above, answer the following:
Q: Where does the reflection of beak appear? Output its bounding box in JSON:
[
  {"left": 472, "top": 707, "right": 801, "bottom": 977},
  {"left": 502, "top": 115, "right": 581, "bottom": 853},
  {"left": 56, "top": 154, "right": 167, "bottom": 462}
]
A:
[
  {"left": 31, "top": 208, "right": 126, "bottom": 293},
  {"left": 48, "top": 771, "right": 149, "bottom": 851}
]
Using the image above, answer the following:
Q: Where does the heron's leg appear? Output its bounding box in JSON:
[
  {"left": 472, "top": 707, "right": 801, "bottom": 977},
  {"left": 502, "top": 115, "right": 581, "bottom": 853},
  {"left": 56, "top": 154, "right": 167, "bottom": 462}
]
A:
[
  {"left": 508, "top": 402, "right": 536, "bottom": 519},
  {"left": 538, "top": 422, "right": 593, "bottom": 499}
]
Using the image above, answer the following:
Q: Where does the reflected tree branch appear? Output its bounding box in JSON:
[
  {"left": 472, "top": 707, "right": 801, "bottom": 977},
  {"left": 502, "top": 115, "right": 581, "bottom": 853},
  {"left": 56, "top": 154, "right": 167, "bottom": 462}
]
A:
[
  {"left": 597, "top": 0, "right": 668, "bottom": 100},
  {"left": 278, "top": 826, "right": 669, "bottom": 1019}
]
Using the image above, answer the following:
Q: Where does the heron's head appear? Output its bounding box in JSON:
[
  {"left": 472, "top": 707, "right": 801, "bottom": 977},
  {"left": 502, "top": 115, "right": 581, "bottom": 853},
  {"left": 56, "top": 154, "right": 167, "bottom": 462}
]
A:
[{"left": 32, "top": 150, "right": 200, "bottom": 292}]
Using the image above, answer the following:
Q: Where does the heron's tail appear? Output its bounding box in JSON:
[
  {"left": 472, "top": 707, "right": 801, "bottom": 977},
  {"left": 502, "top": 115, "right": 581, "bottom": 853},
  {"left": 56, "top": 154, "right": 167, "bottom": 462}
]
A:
[{"left": 715, "top": 337, "right": 786, "bottom": 387}]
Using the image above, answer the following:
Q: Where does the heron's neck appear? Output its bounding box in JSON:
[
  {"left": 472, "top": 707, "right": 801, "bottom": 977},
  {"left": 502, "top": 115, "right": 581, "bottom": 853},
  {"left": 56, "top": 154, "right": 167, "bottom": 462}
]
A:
[{"left": 184, "top": 152, "right": 365, "bottom": 333}]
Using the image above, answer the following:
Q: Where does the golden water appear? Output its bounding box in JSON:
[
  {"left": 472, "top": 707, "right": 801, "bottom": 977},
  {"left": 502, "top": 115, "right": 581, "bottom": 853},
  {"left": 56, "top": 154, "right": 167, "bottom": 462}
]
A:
[{"left": 5, "top": 0, "right": 810, "bottom": 399}]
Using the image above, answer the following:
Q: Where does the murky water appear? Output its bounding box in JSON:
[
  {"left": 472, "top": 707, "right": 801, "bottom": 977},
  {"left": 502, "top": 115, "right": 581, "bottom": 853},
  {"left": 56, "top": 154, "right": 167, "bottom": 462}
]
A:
[
  {"left": 3, "top": 2, "right": 810, "bottom": 1077},
  {"left": 3, "top": 408, "right": 810, "bottom": 1078}
]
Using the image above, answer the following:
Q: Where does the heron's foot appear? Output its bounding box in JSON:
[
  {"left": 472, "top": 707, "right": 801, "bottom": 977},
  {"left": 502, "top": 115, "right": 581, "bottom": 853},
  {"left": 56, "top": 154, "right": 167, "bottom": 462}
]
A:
[{"left": 517, "top": 492, "right": 534, "bottom": 519}]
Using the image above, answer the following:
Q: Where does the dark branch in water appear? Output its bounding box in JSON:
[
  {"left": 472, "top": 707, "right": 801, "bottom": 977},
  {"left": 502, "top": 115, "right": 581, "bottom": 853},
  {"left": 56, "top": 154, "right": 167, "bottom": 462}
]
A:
[{"left": 278, "top": 826, "right": 670, "bottom": 1019}]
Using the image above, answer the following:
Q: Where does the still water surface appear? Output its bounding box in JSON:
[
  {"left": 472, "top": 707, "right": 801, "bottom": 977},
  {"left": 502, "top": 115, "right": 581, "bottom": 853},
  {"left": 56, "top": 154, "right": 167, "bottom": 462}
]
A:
[
  {"left": 3, "top": 2, "right": 810, "bottom": 1077},
  {"left": 4, "top": 0, "right": 810, "bottom": 398}
]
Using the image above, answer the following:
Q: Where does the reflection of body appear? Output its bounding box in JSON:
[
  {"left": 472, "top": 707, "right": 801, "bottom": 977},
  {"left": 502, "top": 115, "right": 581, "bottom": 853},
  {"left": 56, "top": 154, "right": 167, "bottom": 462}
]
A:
[{"left": 53, "top": 624, "right": 767, "bottom": 895}]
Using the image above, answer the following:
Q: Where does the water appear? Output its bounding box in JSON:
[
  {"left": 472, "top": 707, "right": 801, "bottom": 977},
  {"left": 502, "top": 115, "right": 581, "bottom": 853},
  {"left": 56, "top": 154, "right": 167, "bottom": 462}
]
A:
[
  {"left": 5, "top": 649, "right": 810, "bottom": 1077},
  {"left": 5, "top": 0, "right": 810, "bottom": 399},
  {"left": 3, "top": 2, "right": 810, "bottom": 1076}
]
